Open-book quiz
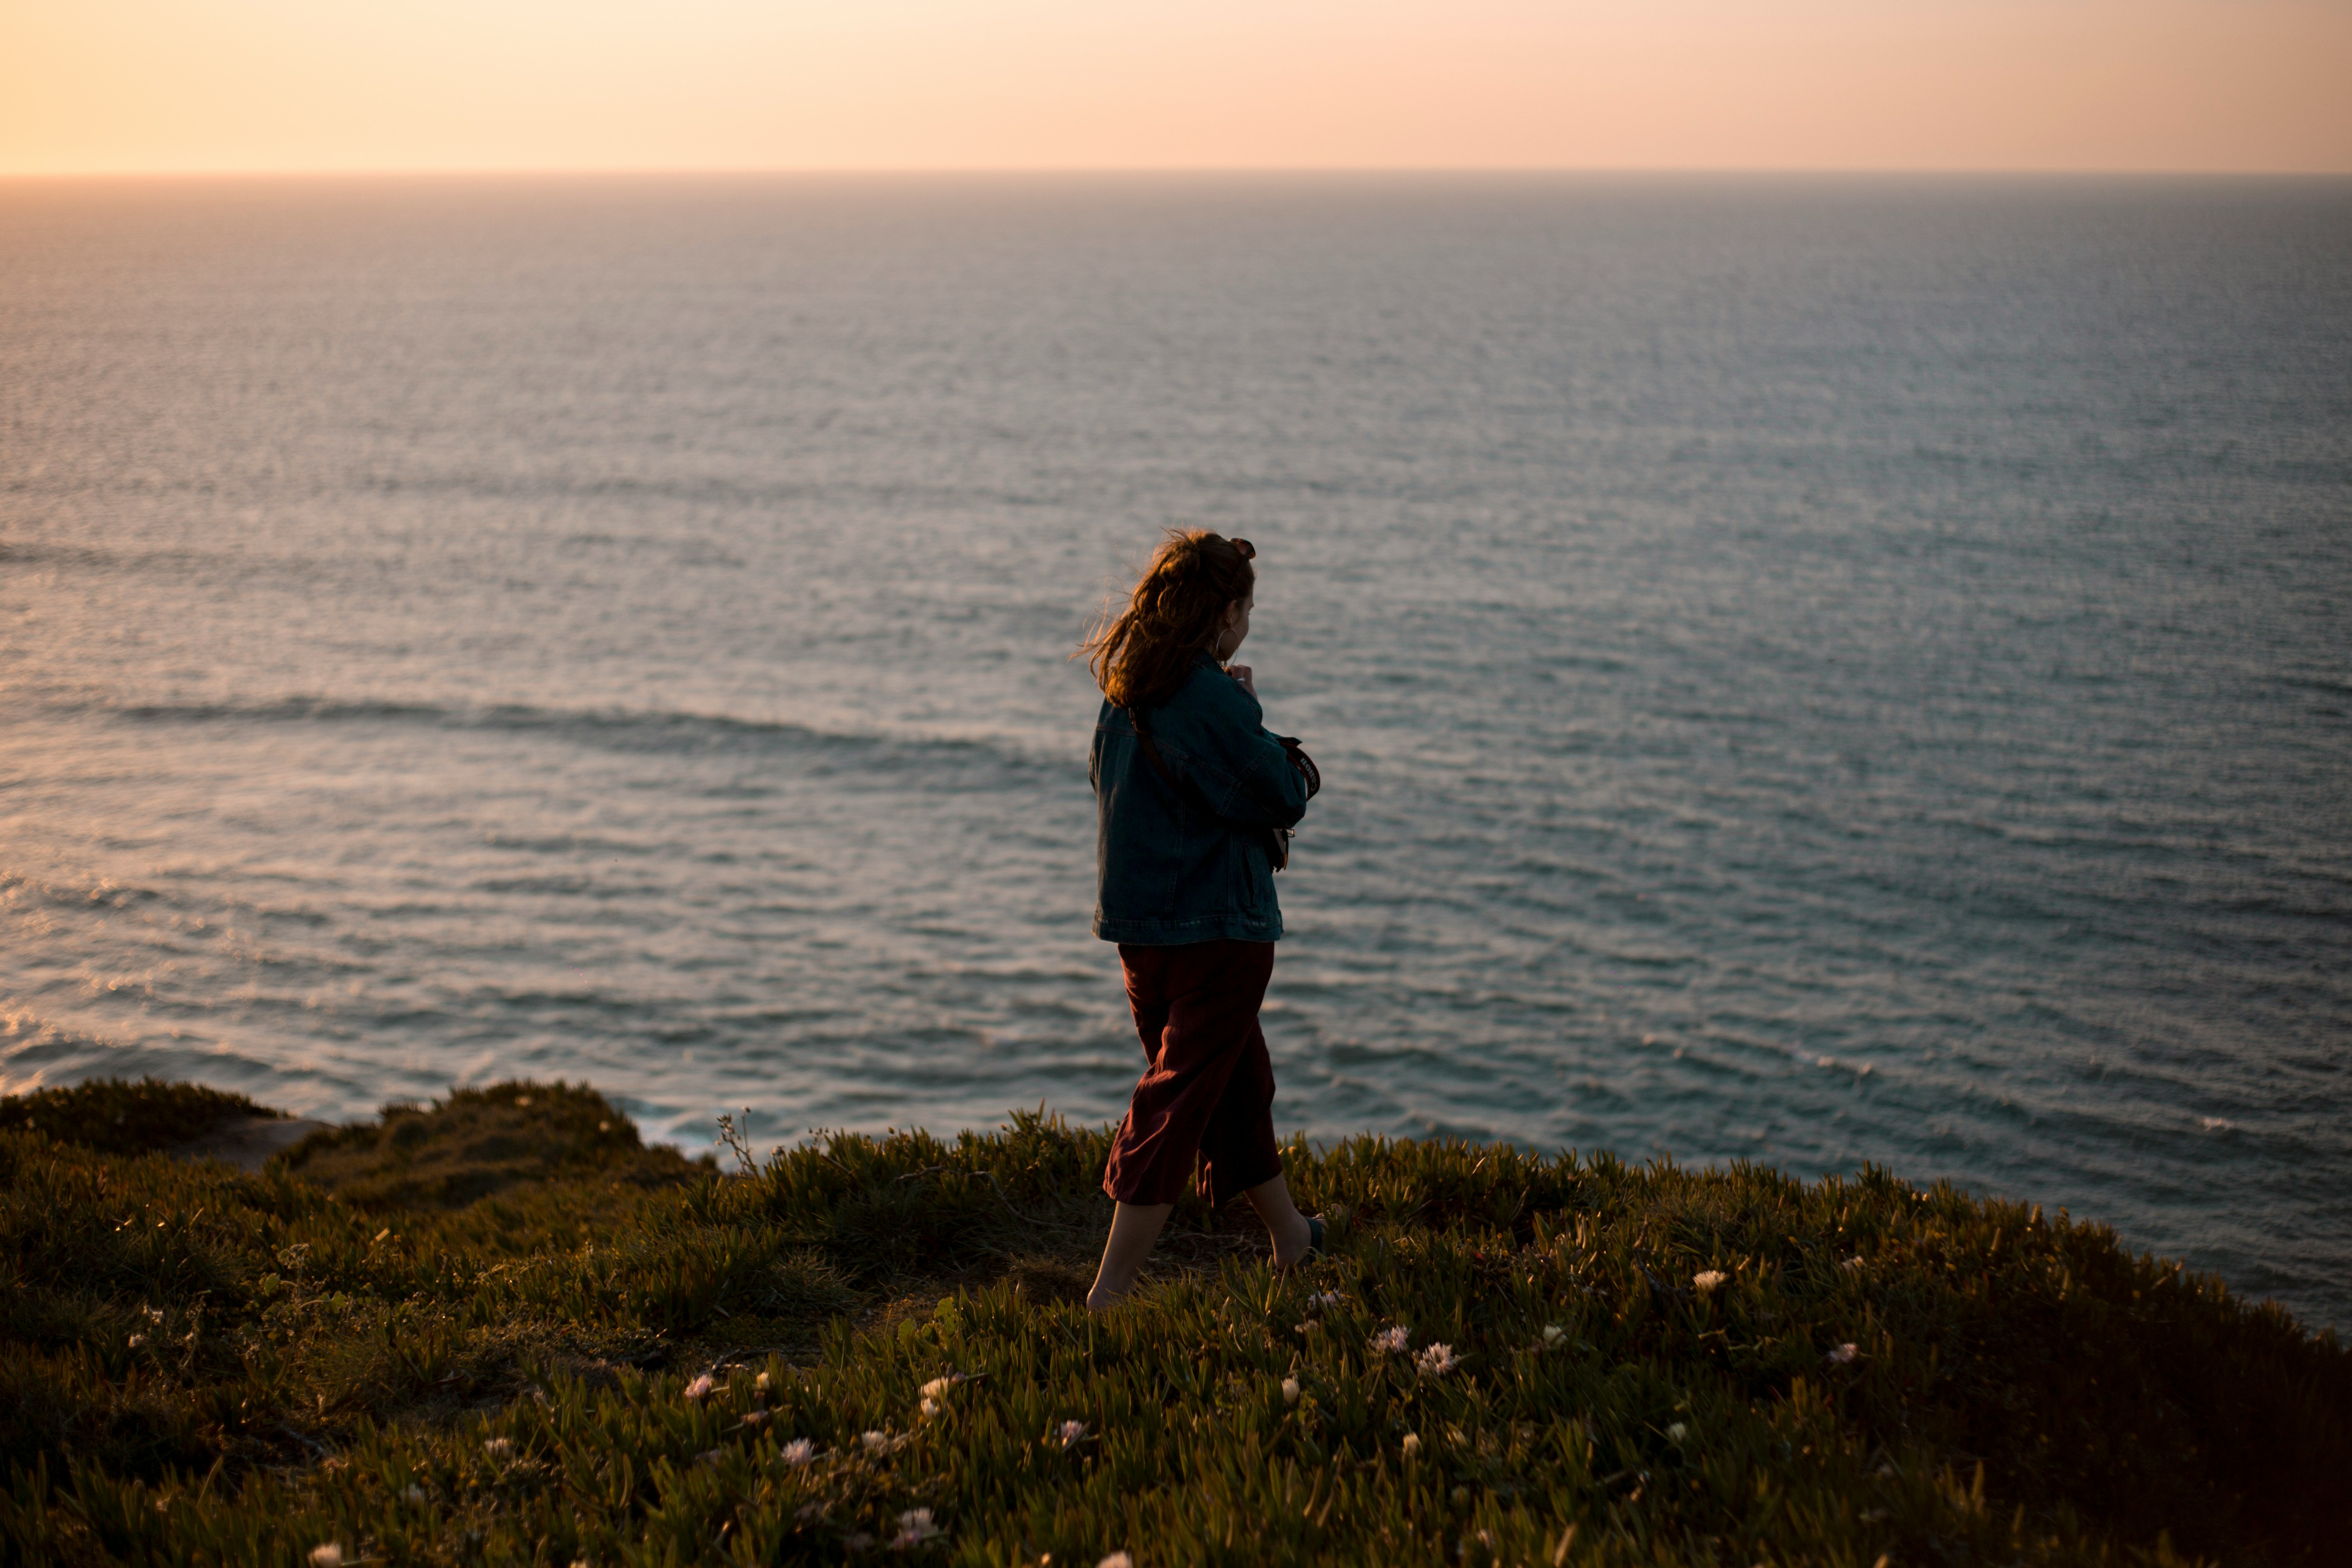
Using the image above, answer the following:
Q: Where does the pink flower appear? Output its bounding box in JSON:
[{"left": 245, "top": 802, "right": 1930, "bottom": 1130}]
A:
[
  {"left": 1370, "top": 1325, "right": 1411, "bottom": 1355},
  {"left": 683, "top": 1374, "right": 715, "bottom": 1401},
  {"left": 1055, "top": 1419, "right": 1089, "bottom": 1450},
  {"left": 780, "top": 1437, "right": 816, "bottom": 1467},
  {"left": 1827, "top": 1342, "right": 1859, "bottom": 1365},
  {"left": 1414, "top": 1343, "right": 1461, "bottom": 1378}
]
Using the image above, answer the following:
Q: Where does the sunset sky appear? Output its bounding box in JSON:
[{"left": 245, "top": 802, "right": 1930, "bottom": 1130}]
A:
[{"left": 3, "top": 0, "right": 2347, "bottom": 175}]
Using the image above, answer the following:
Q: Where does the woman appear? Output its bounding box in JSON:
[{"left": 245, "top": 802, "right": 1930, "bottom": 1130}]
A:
[{"left": 1079, "top": 529, "right": 1322, "bottom": 1312}]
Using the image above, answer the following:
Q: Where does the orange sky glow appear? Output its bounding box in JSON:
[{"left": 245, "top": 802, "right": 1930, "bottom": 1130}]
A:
[{"left": 3, "top": 0, "right": 2347, "bottom": 176}]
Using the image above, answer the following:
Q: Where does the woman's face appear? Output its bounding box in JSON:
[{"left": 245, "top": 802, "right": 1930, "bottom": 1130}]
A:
[{"left": 1218, "top": 594, "right": 1253, "bottom": 659}]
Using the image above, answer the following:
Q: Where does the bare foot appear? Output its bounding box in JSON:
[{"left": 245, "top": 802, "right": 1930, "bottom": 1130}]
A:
[
  {"left": 1088, "top": 1200, "right": 1173, "bottom": 1313},
  {"left": 1271, "top": 1209, "right": 1317, "bottom": 1270}
]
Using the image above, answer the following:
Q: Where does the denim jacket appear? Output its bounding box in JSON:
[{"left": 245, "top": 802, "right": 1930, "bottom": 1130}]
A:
[{"left": 1090, "top": 652, "right": 1311, "bottom": 944}]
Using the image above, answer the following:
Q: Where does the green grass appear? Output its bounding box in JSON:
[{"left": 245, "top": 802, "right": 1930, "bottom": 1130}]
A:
[
  {"left": 2, "top": 1078, "right": 2346, "bottom": 1566},
  {"left": 0, "top": 1077, "right": 281, "bottom": 1159}
]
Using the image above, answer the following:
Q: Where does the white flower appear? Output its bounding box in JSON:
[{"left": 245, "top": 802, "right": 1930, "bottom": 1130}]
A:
[
  {"left": 920, "top": 1376, "right": 956, "bottom": 1400},
  {"left": 1281, "top": 1376, "right": 1301, "bottom": 1405},
  {"left": 890, "top": 1507, "right": 943, "bottom": 1548},
  {"left": 1056, "top": 1419, "right": 1089, "bottom": 1450},
  {"left": 756, "top": 1371, "right": 772, "bottom": 1394},
  {"left": 683, "top": 1374, "right": 715, "bottom": 1401},
  {"left": 483, "top": 1437, "right": 513, "bottom": 1460},
  {"left": 1693, "top": 1270, "right": 1728, "bottom": 1293},
  {"left": 1827, "top": 1342, "right": 1860, "bottom": 1365},
  {"left": 308, "top": 1547, "right": 343, "bottom": 1568},
  {"left": 1665, "top": 1422, "right": 1688, "bottom": 1442},
  {"left": 1401, "top": 1432, "right": 1422, "bottom": 1457},
  {"left": 1370, "top": 1325, "right": 1411, "bottom": 1355},
  {"left": 1097, "top": 1555, "right": 1134, "bottom": 1568},
  {"left": 919, "top": 1398, "right": 941, "bottom": 1419},
  {"left": 128, "top": 1334, "right": 147, "bottom": 1349},
  {"left": 861, "top": 1430, "right": 892, "bottom": 1455},
  {"left": 1414, "top": 1342, "right": 1461, "bottom": 1378},
  {"left": 1841, "top": 1256, "right": 1865, "bottom": 1273},
  {"left": 1309, "top": 1291, "right": 1343, "bottom": 1310},
  {"left": 404, "top": 1483, "right": 428, "bottom": 1504},
  {"left": 1541, "top": 1324, "right": 1565, "bottom": 1345},
  {"left": 781, "top": 1438, "right": 816, "bottom": 1467}
]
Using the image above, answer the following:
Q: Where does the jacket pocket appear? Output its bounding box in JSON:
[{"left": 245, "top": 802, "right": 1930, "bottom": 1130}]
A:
[{"left": 1231, "top": 833, "right": 1262, "bottom": 914}]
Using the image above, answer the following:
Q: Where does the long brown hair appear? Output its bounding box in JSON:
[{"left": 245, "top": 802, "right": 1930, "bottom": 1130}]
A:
[{"left": 1081, "top": 530, "right": 1256, "bottom": 709}]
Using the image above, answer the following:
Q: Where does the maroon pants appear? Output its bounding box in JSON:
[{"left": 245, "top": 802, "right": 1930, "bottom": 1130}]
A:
[{"left": 1102, "top": 940, "right": 1283, "bottom": 1208}]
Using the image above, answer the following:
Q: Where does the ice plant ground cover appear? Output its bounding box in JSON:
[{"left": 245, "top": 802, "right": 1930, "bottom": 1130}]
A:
[{"left": 3, "top": 1080, "right": 2349, "bottom": 1565}]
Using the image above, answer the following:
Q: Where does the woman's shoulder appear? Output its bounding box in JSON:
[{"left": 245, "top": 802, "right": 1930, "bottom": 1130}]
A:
[{"left": 1167, "top": 659, "right": 1263, "bottom": 728}]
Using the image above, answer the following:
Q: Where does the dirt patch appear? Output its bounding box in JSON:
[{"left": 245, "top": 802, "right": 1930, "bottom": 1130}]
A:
[
  {"left": 168, "top": 1115, "right": 337, "bottom": 1172},
  {"left": 275, "top": 1081, "right": 707, "bottom": 1208}
]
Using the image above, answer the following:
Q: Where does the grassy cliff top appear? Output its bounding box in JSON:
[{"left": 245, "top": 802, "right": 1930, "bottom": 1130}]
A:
[
  {"left": 0, "top": 1076, "right": 283, "bottom": 1158},
  {"left": 2, "top": 1078, "right": 2345, "bottom": 1565}
]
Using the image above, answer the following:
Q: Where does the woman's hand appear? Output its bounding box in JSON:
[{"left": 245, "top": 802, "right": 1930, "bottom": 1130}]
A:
[{"left": 1225, "top": 664, "right": 1257, "bottom": 698}]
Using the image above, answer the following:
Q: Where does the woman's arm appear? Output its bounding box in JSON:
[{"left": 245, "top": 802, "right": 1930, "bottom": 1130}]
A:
[{"left": 1158, "top": 671, "right": 1308, "bottom": 830}]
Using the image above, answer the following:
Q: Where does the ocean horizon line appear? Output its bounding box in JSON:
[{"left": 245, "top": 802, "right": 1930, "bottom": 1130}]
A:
[{"left": 8, "top": 164, "right": 2352, "bottom": 183}]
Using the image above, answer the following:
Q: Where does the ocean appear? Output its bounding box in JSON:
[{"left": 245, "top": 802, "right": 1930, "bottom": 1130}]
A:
[{"left": 3, "top": 174, "right": 2347, "bottom": 1329}]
